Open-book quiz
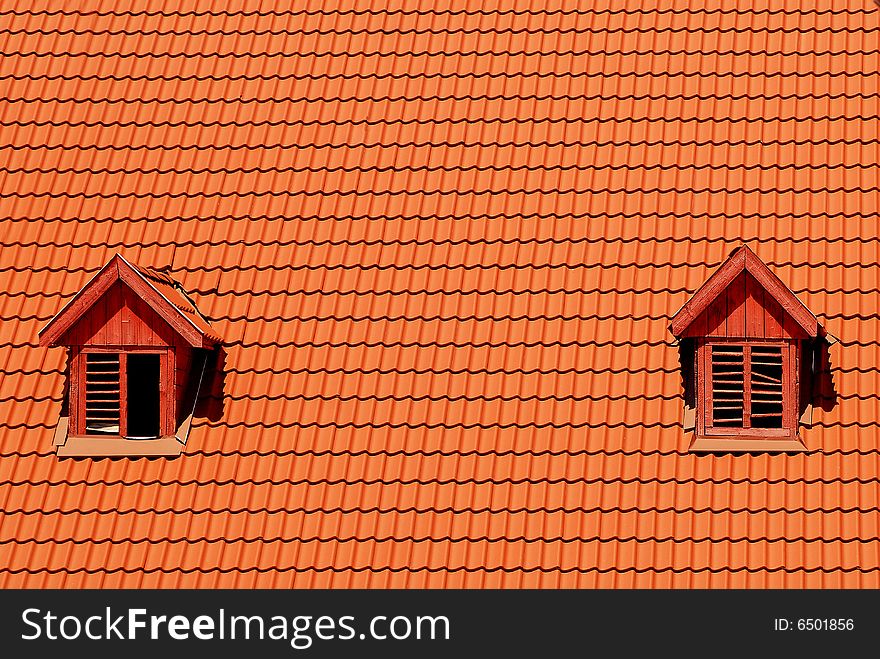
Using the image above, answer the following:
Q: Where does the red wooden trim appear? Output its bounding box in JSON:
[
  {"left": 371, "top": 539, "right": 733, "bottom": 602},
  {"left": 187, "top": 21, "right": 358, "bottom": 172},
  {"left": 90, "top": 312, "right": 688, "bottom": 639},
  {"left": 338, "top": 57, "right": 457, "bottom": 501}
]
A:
[
  {"left": 119, "top": 352, "right": 128, "bottom": 438},
  {"left": 692, "top": 337, "right": 790, "bottom": 347},
  {"left": 704, "top": 340, "right": 712, "bottom": 436},
  {"left": 670, "top": 245, "right": 818, "bottom": 338},
  {"left": 170, "top": 349, "right": 176, "bottom": 434},
  {"left": 783, "top": 342, "right": 797, "bottom": 431},
  {"left": 81, "top": 346, "right": 168, "bottom": 353},
  {"left": 70, "top": 347, "right": 82, "bottom": 435},
  {"left": 696, "top": 340, "right": 708, "bottom": 437},
  {"left": 161, "top": 349, "right": 176, "bottom": 436},
  {"left": 743, "top": 344, "right": 752, "bottom": 430},
  {"left": 160, "top": 350, "right": 166, "bottom": 435}
]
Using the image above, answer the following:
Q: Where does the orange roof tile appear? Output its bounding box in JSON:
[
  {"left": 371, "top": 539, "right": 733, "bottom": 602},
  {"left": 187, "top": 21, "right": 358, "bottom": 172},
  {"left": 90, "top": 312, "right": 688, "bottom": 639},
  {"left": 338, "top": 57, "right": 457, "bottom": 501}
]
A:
[{"left": 1, "top": 0, "right": 880, "bottom": 587}]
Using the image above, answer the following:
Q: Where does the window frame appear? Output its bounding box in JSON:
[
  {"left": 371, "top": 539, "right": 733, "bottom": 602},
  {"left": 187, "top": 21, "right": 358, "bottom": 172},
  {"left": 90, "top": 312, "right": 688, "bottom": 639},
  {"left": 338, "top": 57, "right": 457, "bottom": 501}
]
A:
[
  {"left": 696, "top": 338, "right": 798, "bottom": 440},
  {"left": 70, "top": 345, "right": 175, "bottom": 439}
]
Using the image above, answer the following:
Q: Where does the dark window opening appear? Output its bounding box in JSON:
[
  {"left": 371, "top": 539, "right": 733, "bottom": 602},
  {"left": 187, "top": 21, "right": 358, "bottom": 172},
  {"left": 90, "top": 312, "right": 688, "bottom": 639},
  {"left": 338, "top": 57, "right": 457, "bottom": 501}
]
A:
[
  {"left": 126, "top": 353, "right": 161, "bottom": 438},
  {"left": 85, "top": 353, "right": 121, "bottom": 435}
]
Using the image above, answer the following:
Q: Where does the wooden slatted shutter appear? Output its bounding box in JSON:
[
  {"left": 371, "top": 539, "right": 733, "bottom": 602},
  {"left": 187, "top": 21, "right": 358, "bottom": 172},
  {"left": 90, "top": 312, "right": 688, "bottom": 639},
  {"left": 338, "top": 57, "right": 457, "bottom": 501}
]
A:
[
  {"left": 84, "top": 352, "right": 121, "bottom": 434},
  {"left": 703, "top": 341, "right": 794, "bottom": 437},
  {"left": 749, "top": 345, "right": 784, "bottom": 428},
  {"left": 710, "top": 345, "right": 744, "bottom": 427}
]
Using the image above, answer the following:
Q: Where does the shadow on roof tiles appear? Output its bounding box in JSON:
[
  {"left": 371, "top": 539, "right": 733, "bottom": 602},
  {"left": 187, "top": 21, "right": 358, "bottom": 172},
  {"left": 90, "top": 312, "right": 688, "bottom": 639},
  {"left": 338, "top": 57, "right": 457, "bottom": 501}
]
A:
[
  {"left": 814, "top": 340, "right": 838, "bottom": 415},
  {"left": 195, "top": 345, "right": 227, "bottom": 425}
]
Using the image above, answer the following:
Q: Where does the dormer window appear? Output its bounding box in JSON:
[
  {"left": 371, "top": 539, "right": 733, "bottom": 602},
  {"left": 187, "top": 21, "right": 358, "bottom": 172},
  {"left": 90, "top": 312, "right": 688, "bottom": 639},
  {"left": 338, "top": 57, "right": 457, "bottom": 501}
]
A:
[
  {"left": 670, "top": 246, "right": 823, "bottom": 452},
  {"left": 38, "top": 255, "right": 221, "bottom": 457}
]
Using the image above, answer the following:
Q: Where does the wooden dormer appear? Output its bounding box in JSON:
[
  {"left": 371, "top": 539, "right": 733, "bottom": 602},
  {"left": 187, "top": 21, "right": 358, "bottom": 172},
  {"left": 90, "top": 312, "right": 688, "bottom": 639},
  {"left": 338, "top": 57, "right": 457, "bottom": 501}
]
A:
[
  {"left": 38, "top": 254, "right": 220, "bottom": 457},
  {"left": 670, "top": 246, "right": 822, "bottom": 452}
]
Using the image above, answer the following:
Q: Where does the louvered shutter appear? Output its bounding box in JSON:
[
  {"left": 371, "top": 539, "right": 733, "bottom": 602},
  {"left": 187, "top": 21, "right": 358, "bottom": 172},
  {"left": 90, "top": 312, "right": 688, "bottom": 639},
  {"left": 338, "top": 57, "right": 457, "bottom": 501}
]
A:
[
  {"left": 710, "top": 345, "right": 745, "bottom": 427},
  {"left": 749, "top": 345, "right": 784, "bottom": 428},
  {"left": 84, "top": 353, "right": 121, "bottom": 434}
]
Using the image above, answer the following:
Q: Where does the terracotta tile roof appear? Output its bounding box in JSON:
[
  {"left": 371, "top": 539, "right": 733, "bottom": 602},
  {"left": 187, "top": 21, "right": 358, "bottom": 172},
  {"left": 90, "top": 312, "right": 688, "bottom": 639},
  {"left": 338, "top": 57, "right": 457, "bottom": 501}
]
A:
[{"left": 1, "top": 1, "right": 879, "bottom": 587}]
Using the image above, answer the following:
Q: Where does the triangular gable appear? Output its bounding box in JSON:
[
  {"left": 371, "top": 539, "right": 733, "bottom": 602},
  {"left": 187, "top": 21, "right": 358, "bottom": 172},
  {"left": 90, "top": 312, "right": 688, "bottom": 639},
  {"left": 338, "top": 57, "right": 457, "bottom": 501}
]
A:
[
  {"left": 38, "top": 254, "right": 219, "bottom": 348},
  {"left": 670, "top": 245, "right": 820, "bottom": 339}
]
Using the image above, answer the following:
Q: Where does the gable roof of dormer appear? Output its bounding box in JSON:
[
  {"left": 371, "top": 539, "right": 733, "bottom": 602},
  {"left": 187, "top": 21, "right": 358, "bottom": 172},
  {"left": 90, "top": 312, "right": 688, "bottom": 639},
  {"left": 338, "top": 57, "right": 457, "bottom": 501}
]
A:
[
  {"left": 38, "top": 254, "right": 220, "bottom": 348},
  {"left": 669, "top": 245, "right": 821, "bottom": 340}
]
